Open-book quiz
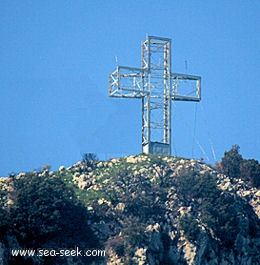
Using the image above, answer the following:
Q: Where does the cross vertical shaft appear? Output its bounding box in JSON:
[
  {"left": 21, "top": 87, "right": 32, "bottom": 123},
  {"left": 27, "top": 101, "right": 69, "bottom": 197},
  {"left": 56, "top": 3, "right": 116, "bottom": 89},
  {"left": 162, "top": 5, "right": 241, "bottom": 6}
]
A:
[
  {"left": 108, "top": 35, "right": 201, "bottom": 156},
  {"left": 141, "top": 36, "right": 172, "bottom": 154}
]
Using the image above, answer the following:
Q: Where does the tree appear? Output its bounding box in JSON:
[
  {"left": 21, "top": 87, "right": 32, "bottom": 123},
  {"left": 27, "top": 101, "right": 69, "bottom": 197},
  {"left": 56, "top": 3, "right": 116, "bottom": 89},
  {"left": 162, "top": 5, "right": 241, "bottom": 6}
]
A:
[
  {"left": 82, "top": 153, "right": 99, "bottom": 168},
  {"left": 0, "top": 206, "right": 9, "bottom": 237},
  {"left": 219, "top": 145, "right": 260, "bottom": 187},
  {"left": 180, "top": 214, "right": 200, "bottom": 243},
  {"left": 176, "top": 170, "right": 240, "bottom": 247},
  {"left": 240, "top": 159, "right": 260, "bottom": 188},
  {"left": 9, "top": 172, "right": 97, "bottom": 248},
  {"left": 220, "top": 145, "right": 243, "bottom": 179}
]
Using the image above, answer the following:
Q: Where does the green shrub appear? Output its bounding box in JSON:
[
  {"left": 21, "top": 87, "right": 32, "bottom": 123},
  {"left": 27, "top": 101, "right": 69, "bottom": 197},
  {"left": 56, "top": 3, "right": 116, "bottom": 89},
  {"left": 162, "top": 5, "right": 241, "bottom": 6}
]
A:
[
  {"left": 220, "top": 145, "right": 260, "bottom": 188},
  {"left": 5, "top": 172, "right": 101, "bottom": 264},
  {"left": 221, "top": 145, "right": 243, "bottom": 179},
  {"left": 82, "top": 153, "right": 99, "bottom": 170},
  {"left": 240, "top": 159, "right": 260, "bottom": 188},
  {"left": 180, "top": 214, "right": 200, "bottom": 243},
  {"left": 176, "top": 171, "right": 239, "bottom": 247},
  {"left": 8, "top": 173, "right": 97, "bottom": 249},
  {"left": 176, "top": 171, "right": 219, "bottom": 204}
]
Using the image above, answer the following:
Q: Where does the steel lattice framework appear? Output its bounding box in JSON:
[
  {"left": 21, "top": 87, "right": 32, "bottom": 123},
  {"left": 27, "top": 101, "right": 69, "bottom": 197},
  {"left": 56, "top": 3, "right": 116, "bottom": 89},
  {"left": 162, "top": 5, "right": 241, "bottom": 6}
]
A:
[{"left": 109, "top": 36, "right": 201, "bottom": 155}]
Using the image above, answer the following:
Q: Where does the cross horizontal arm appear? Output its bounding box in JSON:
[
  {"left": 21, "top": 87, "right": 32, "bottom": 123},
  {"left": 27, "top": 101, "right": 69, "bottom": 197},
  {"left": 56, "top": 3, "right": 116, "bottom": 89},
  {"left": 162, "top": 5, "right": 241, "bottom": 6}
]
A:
[
  {"left": 171, "top": 73, "right": 201, "bottom": 80},
  {"left": 171, "top": 73, "right": 201, "bottom": 101},
  {"left": 108, "top": 66, "right": 148, "bottom": 98}
]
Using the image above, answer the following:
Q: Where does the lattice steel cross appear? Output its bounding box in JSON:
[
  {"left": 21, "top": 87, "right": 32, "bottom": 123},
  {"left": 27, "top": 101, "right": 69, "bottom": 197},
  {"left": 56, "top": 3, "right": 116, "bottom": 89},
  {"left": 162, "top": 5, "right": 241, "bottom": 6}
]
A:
[{"left": 108, "top": 35, "right": 201, "bottom": 155}]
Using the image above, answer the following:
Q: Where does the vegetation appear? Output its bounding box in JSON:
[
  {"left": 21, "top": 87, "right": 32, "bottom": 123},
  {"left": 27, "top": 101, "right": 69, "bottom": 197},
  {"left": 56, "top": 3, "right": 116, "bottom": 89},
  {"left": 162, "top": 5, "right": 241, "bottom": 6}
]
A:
[
  {"left": 82, "top": 152, "right": 99, "bottom": 169},
  {"left": 220, "top": 144, "right": 243, "bottom": 179},
  {"left": 180, "top": 214, "right": 200, "bottom": 243},
  {"left": 89, "top": 161, "right": 168, "bottom": 262},
  {"left": 1, "top": 172, "right": 99, "bottom": 264},
  {"left": 0, "top": 190, "right": 9, "bottom": 237},
  {"left": 177, "top": 171, "right": 240, "bottom": 247},
  {"left": 218, "top": 144, "right": 260, "bottom": 187},
  {"left": 0, "top": 148, "right": 259, "bottom": 264}
]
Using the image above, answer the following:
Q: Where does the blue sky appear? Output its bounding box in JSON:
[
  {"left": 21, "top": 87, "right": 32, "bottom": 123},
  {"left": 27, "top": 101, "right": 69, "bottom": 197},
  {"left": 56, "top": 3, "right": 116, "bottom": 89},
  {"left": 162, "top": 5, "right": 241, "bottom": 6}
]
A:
[{"left": 1, "top": 0, "right": 259, "bottom": 176}]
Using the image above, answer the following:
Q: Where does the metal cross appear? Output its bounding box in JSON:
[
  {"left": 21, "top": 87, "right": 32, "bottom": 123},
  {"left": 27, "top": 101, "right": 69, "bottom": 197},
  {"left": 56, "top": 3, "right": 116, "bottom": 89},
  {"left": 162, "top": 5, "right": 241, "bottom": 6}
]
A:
[{"left": 108, "top": 35, "right": 201, "bottom": 155}]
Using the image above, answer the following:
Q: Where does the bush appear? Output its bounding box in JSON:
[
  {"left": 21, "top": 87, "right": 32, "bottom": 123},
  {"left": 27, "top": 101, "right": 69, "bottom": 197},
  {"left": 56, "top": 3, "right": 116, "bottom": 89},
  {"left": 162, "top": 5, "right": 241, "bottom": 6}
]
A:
[
  {"left": 106, "top": 235, "right": 125, "bottom": 257},
  {"left": 180, "top": 214, "right": 200, "bottom": 243},
  {"left": 219, "top": 145, "right": 260, "bottom": 188},
  {"left": 240, "top": 159, "right": 260, "bottom": 188},
  {"left": 201, "top": 193, "right": 239, "bottom": 247},
  {"left": 8, "top": 173, "right": 98, "bottom": 249},
  {"left": 221, "top": 145, "right": 243, "bottom": 179},
  {"left": 105, "top": 216, "right": 146, "bottom": 263},
  {"left": 176, "top": 170, "right": 218, "bottom": 204},
  {"left": 0, "top": 188, "right": 10, "bottom": 237},
  {"left": 176, "top": 171, "right": 239, "bottom": 247},
  {"left": 82, "top": 153, "right": 99, "bottom": 168}
]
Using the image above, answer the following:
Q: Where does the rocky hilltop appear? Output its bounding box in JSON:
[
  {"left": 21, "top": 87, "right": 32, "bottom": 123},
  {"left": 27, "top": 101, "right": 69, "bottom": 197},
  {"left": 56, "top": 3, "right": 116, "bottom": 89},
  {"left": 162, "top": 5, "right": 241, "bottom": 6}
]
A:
[{"left": 0, "top": 154, "right": 260, "bottom": 264}]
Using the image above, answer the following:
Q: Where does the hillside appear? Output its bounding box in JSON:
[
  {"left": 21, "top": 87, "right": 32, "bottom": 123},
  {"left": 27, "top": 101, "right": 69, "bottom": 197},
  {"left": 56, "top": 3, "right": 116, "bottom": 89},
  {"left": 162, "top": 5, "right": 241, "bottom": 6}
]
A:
[{"left": 0, "top": 154, "right": 260, "bottom": 265}]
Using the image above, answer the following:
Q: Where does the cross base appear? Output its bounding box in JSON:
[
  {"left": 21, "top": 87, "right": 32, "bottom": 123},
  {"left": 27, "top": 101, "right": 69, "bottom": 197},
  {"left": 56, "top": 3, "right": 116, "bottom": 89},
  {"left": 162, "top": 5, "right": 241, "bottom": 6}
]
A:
[{"left": 143, "top": 142, "right": 171, "bottom": 156}]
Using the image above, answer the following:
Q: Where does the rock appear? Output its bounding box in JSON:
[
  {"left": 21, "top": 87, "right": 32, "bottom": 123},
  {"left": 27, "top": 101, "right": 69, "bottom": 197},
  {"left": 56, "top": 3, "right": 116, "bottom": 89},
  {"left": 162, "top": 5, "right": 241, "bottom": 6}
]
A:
[
  {"left": 115, "top": 203, "right": 125, "bottom": 211},
  {"left": 126, "top": 156, "right": 136, "bottom": 163},
  {"left": 58, "top": 165, "right": 65, "bottom": 172},
  {"left": 183, "top": 241, "right": 196, "bottom": 265},
  {"left": 135, "top": 247, "right": 147, "bottom": 258},
  {"left": 220, "top": 181, "right": 231, "bottom": 190},
  {"left": 242, "top": 190, "right": 251, "bottom": 197},
  {"left": 145, "top": 225, "right": 153, "bottom": 232},
  {"left": 255, "top": 190, "right": 260, "bottom": 197},
  {"left": 153, "top": 223, "right": 160, "bottom": 232}
]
